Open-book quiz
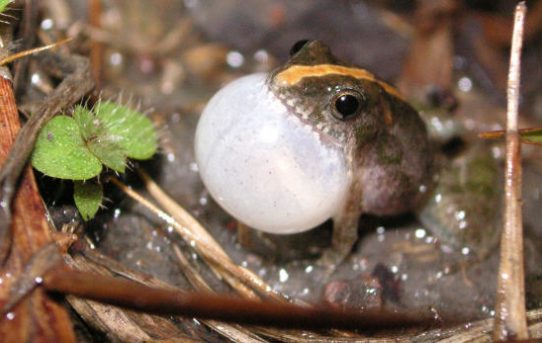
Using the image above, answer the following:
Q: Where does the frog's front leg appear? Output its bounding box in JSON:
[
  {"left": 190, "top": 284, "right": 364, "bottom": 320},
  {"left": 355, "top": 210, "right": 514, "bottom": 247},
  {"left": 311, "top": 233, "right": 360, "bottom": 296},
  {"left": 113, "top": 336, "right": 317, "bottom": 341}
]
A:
[{"left": 318, "top": 181, "right": 363, "bottom": 270}]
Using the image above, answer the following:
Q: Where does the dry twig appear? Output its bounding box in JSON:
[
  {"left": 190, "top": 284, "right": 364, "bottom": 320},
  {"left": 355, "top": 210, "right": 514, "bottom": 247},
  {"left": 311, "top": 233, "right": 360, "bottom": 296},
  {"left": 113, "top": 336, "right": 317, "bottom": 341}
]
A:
[
  {"left": 0, "top": 52, "right": 93, "bottom": 264},
  {"left": 493, "top": 2, "right": 529, "bottom": 341}
]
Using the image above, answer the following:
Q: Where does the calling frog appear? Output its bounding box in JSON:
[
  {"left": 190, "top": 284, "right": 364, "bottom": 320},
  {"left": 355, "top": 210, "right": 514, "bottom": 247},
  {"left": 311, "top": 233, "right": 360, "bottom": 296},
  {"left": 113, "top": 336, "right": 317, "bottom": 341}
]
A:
[{"left": 195, "top": 40, "right": 500, "bottom": 268}]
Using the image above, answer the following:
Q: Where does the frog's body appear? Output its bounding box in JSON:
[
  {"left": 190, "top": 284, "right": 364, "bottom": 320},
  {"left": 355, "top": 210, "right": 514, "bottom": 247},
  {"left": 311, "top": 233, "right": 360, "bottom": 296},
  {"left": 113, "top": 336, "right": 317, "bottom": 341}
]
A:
[
  {"left": 268, "top": 41, "right": 432, "bottom": 264},
  {"left": 195, "top": 40, "right": 432, "bottom": 267}
]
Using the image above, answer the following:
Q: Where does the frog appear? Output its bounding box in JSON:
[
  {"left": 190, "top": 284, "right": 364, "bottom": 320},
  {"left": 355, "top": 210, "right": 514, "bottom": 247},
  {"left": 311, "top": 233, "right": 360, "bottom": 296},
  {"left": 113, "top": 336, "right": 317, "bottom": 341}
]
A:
[{"left": 195, "top": 39, "right": 435, "bottom": 268}]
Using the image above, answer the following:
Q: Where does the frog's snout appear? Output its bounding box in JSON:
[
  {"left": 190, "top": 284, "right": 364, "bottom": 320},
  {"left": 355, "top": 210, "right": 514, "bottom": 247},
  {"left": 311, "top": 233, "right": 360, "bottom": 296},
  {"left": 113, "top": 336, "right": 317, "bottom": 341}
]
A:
[{"left": 194, "top": 73, "right": 350, "bottom": 234}]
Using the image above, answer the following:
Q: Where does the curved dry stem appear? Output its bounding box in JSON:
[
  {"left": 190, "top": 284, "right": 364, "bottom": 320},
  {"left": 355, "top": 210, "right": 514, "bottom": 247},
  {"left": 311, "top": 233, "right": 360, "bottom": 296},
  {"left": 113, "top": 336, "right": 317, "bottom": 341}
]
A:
[{"left": 108, "top": 175, "right": 283, "bottom": 302}]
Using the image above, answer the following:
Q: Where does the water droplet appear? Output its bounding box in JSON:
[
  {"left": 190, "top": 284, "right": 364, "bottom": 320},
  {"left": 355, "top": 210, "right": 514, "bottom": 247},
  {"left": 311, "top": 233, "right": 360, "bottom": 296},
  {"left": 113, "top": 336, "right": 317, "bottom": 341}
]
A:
[
  {"left": 6, "top": 312, "right": 14, "bottom": 320},
  {"left": 458, "top": 77, "right": 472, "bottom": 92},
  {"left": 40, "top": 18, "right": 54, "bottom": 30},
  {"left": 254, "top": 49, "right": 269, "bottom": 63},
  {"left": 304, "top": 265, "right": 313, "bottom": 274},
  {"left": 415, "top": 228, "right": 426, "bottom": 239},
  {"left": 34, "top": 276, "right": 43, "bottom": 284},
  {"left": 226, "top": 51, "right": 244, "bottom": 68},
  {"left": 189, "top": 162, "right": 199, "bottom": 172},
  {"left": 454, "top": 210, "right": 466, "bottom": 220},
  {"left": 113, "top": 208, "right": 122, "bottom": 219},
  {"left": 109, "top": 52, "right": 123, "bottom": 66},
  {"left": 31, "top": 73, "right": 41, "bottom": 85},
  {"left": 278, "top": 269, "right": 289, "bottom": 283}
]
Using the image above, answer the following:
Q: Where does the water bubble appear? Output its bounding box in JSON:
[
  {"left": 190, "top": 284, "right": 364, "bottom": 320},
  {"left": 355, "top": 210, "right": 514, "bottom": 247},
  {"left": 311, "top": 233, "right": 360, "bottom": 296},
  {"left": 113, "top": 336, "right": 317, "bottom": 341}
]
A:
[
  {"left": 6, "top": 312, "right": 14, "bottom": 320},
  {"left": 34, "top": 276, "right": 43, "bottom": 284}
]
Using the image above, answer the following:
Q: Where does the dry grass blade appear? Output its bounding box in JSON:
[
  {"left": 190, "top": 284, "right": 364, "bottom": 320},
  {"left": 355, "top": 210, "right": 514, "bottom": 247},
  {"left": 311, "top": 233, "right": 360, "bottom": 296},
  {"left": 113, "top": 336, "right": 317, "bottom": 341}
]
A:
[
  {"left": 0, "top": 52, "right": 93, "bottom": 264},
  {"left": 173, "top": 246, "right": 268, "bottom": 343},
  {"left": 0, "top": 56, "right": 76, "bottom": 342},
  {"left": 0, "top": 37, "right": 73, "bottom": 66},
  {"left": 63, "top": 251, "right": 207, "bottom": 342},
  {"left": 110, "top": 174, "right": 282, "bottom": 301},
  {"left": 493, "top": 1, "right": 529, "bottom": 341}
]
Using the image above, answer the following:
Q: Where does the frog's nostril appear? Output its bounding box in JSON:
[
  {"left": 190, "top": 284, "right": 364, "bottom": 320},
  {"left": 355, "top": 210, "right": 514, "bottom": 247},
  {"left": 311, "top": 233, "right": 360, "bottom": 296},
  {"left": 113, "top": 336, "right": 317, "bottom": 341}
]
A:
[{"left": 289, "top": 39, "right": 310, "bottom": 56}]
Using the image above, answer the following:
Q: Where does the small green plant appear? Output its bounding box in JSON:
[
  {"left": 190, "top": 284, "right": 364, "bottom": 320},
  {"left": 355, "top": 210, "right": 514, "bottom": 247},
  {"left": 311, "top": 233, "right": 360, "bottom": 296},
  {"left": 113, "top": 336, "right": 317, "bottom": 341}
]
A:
[
  {"left": 0, "top": 0, "right": 12, "bottom": 14},
  {"left": 32, "top": 100, "right": 158, "bottom": 220}
]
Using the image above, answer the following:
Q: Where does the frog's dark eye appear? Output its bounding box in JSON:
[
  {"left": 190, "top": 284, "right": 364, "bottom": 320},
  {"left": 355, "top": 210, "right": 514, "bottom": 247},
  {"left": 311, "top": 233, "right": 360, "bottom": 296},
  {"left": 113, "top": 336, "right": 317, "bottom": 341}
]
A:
[
  {"left": 332, "top": 90, "right": 365, "bottom": 120},
  {"left": 289, "top": 39, "right": 309, "bottom": 56}
]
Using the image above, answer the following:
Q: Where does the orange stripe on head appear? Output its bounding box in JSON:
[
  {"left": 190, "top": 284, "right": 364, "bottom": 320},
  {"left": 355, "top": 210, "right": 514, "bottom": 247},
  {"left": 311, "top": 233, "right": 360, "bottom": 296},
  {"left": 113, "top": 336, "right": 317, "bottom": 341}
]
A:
[{"left": 275, "top": 64, "right": 404, "bottom": 101}]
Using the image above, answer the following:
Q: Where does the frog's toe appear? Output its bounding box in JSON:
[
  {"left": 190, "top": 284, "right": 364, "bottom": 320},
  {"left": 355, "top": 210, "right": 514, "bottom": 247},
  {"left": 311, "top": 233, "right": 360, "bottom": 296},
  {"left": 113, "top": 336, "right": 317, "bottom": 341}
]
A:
[{"left": 316, "top": 248, "right": 348, "bottom": 274}]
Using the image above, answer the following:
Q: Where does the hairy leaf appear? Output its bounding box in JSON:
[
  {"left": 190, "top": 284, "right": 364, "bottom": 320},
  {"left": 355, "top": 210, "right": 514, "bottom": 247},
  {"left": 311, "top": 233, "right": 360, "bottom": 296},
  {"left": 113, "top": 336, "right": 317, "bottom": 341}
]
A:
[
  {"left": 32, "top": 115, "right": 102, "bottom": 180},
  {"left": 73, "top": 180, "right": 103, "bottom": 221}
]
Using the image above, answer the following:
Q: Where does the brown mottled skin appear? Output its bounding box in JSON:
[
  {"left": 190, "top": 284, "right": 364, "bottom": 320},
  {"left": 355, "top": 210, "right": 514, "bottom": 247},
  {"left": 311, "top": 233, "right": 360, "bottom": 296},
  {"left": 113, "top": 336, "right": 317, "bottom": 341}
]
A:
[{"left": 268, "top": 41, "right": 432, "bottom": 266}]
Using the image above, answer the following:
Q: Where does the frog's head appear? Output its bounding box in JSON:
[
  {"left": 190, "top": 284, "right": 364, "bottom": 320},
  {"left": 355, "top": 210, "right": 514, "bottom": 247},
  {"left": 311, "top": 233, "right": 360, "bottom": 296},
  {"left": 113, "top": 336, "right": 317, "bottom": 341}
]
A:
[
  {"left": 195, "top": 40, "right": 431, "bottom": 234},
  {"left": 268, "top": 40, "right": 403, "bottom": 151}
]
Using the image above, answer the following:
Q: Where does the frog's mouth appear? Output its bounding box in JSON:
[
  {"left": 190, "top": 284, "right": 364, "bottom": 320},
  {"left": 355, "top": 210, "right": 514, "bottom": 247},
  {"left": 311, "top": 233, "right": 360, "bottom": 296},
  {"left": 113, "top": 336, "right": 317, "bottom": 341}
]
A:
[{"left": 195, "top": 73, "right": 351, "bottom": 235}]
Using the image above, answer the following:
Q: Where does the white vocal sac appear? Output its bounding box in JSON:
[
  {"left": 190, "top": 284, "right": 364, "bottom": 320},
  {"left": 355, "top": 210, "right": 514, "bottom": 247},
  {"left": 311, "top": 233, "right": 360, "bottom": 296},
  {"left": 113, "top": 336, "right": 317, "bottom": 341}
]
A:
[{"left": 195, "top": 73, "right": 350, "bottom": 234}]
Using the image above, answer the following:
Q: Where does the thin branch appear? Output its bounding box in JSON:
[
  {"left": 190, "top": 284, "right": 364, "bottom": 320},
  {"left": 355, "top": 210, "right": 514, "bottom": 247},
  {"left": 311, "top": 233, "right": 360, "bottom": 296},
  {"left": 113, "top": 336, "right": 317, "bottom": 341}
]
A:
[
  {"left": 493, "top": 2, "right": 528, "bottom": 341},
  {"left": 41, "top": 266, "right": 427, "bottom": 331}
]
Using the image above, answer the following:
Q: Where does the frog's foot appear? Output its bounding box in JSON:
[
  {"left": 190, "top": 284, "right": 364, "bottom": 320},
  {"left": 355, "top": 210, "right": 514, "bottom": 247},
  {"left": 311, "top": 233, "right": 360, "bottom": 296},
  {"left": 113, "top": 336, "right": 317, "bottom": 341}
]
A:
[
  {"left": 316, "top": 247, "right": 349, "bottom": 271},
  {"left": 315, "top": 213, "right": 359, "bottom": 274}
]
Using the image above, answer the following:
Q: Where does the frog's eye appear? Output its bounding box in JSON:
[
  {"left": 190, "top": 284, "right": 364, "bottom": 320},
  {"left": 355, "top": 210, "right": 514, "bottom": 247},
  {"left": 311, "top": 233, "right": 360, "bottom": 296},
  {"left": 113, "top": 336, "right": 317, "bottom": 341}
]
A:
[
  {"left": 332, "top": 90, "right": 366, "bottom": 120},
  {"left": 289, "top": 39, "right": 309, "bottom": 56}
]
